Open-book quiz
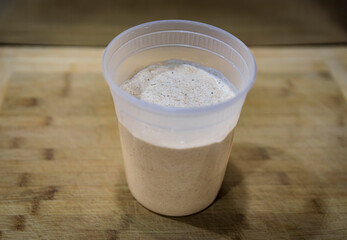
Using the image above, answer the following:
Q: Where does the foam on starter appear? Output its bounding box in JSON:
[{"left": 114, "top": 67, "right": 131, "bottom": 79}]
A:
[{"left": 120, "top": 60, "right": 235, "bottom": 107}]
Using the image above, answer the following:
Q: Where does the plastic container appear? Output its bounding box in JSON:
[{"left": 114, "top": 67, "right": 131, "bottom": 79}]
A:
[{"left": 103, "top": 20, "right": 256, "bottom": 216}]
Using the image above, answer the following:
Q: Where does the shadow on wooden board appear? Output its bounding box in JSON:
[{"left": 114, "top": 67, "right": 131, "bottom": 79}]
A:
[
  {"left": 114, "top": 142, "right": 325, "bottom": 239},
  {"left": 172, "top": 161, "right": 249, "bottom": 239},
  {"left": 0, "top": 0, "right": 346, "bottom": 46}
]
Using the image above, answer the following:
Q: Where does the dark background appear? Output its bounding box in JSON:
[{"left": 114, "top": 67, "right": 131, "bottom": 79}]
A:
[{"left": 0, "top": 0, "right": 346, "bottom": 46}]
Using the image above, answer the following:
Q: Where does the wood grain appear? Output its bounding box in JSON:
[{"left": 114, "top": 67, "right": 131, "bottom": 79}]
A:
[{"left": 0, "top": 46, "right": 346, "bottom": 239}]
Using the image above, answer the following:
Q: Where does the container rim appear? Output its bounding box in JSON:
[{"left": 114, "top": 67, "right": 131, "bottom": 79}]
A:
[{"left": 102, "top": 19, "right": 257, "bottom": 116}]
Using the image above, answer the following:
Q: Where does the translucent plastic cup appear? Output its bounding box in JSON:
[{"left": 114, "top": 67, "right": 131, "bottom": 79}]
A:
[{"left": 103, "top": 20, "right": 256, "bottom": 216}]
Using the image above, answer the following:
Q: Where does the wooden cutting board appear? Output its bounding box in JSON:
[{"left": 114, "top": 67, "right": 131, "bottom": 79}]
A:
[{"left": 0, "top": 46, "right": 346, "bottom": 240}]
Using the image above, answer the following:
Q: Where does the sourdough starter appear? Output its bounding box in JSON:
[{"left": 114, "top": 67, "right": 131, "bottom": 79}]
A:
[{"left": 119, "top": 60, "right": 235, "bottom": 216}]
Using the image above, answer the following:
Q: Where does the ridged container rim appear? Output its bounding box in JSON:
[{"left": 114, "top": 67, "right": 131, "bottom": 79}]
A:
[{"left": 102, "top": 19, "right": 257, "bottom": 116}]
